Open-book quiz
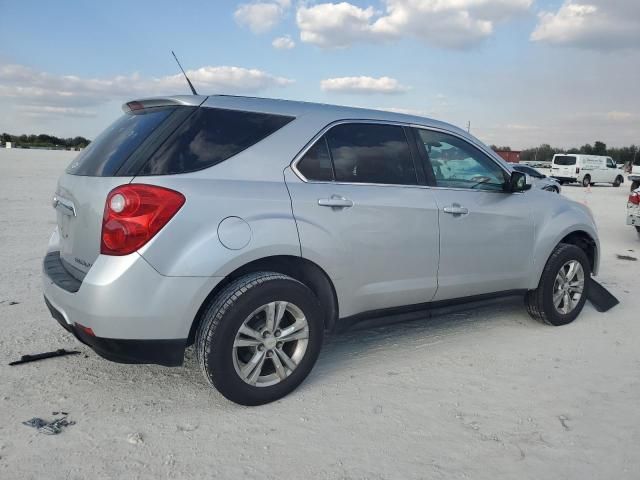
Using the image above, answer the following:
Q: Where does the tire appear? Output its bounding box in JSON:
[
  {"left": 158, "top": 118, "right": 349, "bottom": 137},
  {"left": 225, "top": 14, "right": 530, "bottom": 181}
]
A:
[
  {"left": 525, "top": 244, "right": 590, "bottom": 326},
  {"left": 195, "top": 272, "right": 324, "bottom": 406},
  {"left": 613, "top": 176, "right": 623, "bottom": 187},
  {"left": 636, "top": 226, "right": 640, "bottom": 235},
  {"left": 582, "top": 175, "right": 591, "bottom": 187},
  {"left": 632, "top": 181, "right": 640, "bottom": 192}
]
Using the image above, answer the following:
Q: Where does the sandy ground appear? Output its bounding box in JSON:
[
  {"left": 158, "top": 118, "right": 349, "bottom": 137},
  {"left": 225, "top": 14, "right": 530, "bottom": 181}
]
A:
[{"left": 1, "top": 148, "right": 639, "bottom": 480}]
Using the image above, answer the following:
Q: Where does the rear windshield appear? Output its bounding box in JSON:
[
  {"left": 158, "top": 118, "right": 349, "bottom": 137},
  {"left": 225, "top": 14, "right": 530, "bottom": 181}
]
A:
[
  {"left": 66, "top": 107, "right": 175, "bottom": 176},
  {"left": 554, "top": 155, "right": 577, "bottom": 166},
  {"left": 137, "top": 107, "right": 295, "bottom": 175}
]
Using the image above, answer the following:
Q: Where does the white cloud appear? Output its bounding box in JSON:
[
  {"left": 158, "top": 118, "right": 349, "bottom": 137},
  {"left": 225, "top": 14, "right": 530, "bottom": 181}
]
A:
[
  {"left": 321, "top": 76, "right": 409, "bottom": 94},
  {"left": 272, "top": 35, "right": 296, "bottom": 49},
  {"left": 0, "top": 64, "right": 294, "bottom": 118},
  {"left": 297, "top": 0, "right": 532, "bottom": 49},
  {"left": 234, "top": 1, "right": 291, "bottom": 34},
  {"left": 531, "top": 0, "right": 640, "bottom": 49},
  {"left": 17, "top": 105, "right": 98, "bottom": 118}
]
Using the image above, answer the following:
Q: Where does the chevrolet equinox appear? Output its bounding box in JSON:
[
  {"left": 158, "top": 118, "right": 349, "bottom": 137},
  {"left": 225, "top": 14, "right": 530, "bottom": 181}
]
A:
[{"left": 43, "top": 95, "right": 600, "bottom": 405}]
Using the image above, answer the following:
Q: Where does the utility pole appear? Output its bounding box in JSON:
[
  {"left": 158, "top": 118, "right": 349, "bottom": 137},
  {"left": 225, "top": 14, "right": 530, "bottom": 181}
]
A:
[{"left": 466, "top": 121, "right": 471, "bottom": 133}]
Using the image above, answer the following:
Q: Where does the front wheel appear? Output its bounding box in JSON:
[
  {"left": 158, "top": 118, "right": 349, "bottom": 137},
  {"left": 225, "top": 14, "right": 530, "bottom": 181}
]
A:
[
  {"left": 582, "top": 175, "right": 591, "bottom": 187},
  {"left": 196, "top": 272, "right": 324, "bottom": 405},
  {"left": 613, "top": 176, "right": 623, "bottom": 187},
  {"left": 526, "top": 244, "right": 590, "bottom": 326}
]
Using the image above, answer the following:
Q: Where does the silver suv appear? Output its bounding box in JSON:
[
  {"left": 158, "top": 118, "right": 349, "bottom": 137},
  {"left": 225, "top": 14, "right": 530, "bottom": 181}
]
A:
[{"left": 43, "top": 95, "right": 599, "bottom": 405}]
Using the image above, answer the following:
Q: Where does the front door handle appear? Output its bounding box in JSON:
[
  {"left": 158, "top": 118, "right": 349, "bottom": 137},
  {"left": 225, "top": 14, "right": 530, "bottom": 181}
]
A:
[
  {"left": 318, "top": 196, "right": 354, "bottom": 208},
  {"left": 443, "top": 204, "right": 469, "bottom": 216}
]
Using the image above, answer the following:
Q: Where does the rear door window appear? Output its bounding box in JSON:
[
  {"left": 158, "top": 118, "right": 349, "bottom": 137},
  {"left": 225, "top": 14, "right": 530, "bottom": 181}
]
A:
[
  {"left": 66, "top": 107, "right": 175, "bottom": 176},
  {"left": 324, "top": 123, "right": 417, "bottom": 185},
  {"left": 297, "top": 137, "right": 334, "bottom": 181},
  {"left": 554, "top": 155, "right": 577, "bottom": 166},
  {"left": 138, "top": 108, "right": 294, "bottom": 175}
]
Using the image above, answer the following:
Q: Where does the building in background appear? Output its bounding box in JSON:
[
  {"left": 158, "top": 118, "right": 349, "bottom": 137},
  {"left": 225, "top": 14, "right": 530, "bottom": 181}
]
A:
[{"left": 495, "top": 150, "right": 521, "bottom": 163}]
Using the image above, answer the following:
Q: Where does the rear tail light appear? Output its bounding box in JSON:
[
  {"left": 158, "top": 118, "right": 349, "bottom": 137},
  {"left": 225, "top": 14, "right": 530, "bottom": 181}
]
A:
[
  {"left": 629, "top": 192, "right": 640, "bottom": 205},
  {"left": 101, "top": 184, "right": 185, "bottom": 256}
]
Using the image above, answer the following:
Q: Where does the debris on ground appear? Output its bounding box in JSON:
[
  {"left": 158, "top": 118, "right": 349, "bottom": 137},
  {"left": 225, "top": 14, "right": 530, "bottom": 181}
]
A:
[
  {"left": 9, "top": 348, "right": 81, "bottom": 366},
  {"left": 22, "top": 414, "right": 75, "bottom": 435},
  {"left": 0, "top": 300, "right": 20, "bottom": 306},
  {"left": 616, "top": 254, "right": 637, "bottom": 261},
  {"left": 558, "top": 415, "right": 571, "bottom": 431},
  {"left": 127, "top": 432, "right": 144, "bottom": 445}
]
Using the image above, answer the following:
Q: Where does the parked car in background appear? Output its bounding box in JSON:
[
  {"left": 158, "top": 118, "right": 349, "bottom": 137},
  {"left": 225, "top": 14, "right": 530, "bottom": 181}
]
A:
[
  {"left": 43, "top": 95, "right": 600, "bottom": 405},
  {"left": 628, "top": 188, "right": 640, "bottom": 236},
  {"left": 550, "top": 154, "right": 624, "bottom": 187},
  {"left": 512, "top": 164, "right": 561, "bottom": 193}
]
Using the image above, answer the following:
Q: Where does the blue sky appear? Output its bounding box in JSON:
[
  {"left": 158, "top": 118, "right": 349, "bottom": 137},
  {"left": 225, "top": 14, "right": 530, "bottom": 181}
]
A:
[{"left": 1, "top": 0, "right": 638, "bottom": 148}]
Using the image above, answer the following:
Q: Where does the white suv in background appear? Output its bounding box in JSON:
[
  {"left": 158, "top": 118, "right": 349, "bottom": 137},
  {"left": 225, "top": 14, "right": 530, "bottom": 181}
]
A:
[{"left": 551, "top": 154, "right": 625, "bottom": 187}]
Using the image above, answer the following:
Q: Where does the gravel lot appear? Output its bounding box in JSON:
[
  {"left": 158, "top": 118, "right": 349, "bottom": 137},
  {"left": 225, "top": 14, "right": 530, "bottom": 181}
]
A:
[{"left": 1, "top": 149, "right": 639, "bottom": 480}]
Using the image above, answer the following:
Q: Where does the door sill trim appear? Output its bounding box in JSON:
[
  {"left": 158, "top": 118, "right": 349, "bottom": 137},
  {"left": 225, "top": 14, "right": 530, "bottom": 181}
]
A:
[{"left": 335, "top": 290, "right": 527, "bottom": 333}]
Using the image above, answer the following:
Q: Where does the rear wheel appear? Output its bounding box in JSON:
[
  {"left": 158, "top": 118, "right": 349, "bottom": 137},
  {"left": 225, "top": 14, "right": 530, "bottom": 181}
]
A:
[
  {"left": 582, "top": 175, "right": 591, "bottom": 187},
  {"left": 196, "top": 272, "right": 324, "bottom": 405},
  {"left": 526, "top": 244, "right": 590, "bottom": 326},
  {"left": 613, "top": 176, "right": 623, "bottom": 187}
]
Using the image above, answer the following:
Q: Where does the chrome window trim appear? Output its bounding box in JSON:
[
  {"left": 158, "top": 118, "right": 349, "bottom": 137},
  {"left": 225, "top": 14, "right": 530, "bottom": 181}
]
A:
[{"left": 290, "top": 119, "right": 513, "bottom": 194}]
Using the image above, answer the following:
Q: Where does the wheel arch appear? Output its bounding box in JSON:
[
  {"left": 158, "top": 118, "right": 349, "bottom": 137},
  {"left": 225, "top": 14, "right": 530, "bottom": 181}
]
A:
[
  {"left": 558, "top": 230, "right": 598, "bottom": 273},
  {"left": 187, "top": 255, "right": 339, "bottom": 345},
  {"left": 530, "top": 228, "right": 599, "bottom": 290}
]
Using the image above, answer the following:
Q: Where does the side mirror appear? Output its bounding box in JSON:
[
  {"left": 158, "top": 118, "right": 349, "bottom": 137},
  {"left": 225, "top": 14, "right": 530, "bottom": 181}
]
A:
[{"left": 508, "top": 171, "right": 532, "bottom": 192}]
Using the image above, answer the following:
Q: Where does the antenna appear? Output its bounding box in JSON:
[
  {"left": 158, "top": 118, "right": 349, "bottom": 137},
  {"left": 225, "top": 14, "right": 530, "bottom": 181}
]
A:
[{"left": 171, "top": 50, "right": 198, "bottom": 95}]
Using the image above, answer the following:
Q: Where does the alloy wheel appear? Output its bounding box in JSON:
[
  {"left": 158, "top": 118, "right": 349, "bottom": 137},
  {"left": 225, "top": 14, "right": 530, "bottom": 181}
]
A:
[
  {"left": 552, "top": 260, "right": 585, "bottom": 315},
  {"left": 232, "top": 302, "right": 309, "bottom": 387}
]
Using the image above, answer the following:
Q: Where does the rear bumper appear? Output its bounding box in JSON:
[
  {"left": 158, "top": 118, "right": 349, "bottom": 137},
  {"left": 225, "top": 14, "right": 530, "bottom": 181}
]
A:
[
  {"left": 550, "top": 176, "right": 577, "bottom": 183},
  {"left": 42, "top": 248, "right": 221, "bottom": 366},
  {"left": 45, "top": 296, "right": 185, "bottom": 366}
]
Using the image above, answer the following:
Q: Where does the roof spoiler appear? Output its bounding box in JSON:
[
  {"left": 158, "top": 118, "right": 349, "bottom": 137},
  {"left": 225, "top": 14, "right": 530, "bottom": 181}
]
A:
[{"left": 122, "top": 95, "right": 208, "bottom": 113}]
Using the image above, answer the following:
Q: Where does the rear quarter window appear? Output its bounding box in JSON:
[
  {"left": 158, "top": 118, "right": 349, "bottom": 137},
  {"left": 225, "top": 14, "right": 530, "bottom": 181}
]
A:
[
  {"left": 66, "top": 107, "right": 175, "bottom": 176},
  {"left": 138, "top": 108, "right": 294, "bottom": 175}
]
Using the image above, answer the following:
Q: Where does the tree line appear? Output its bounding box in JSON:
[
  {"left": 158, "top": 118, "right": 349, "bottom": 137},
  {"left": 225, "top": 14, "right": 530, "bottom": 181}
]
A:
[
  {"left": 491, "top": 141, "right": 639, "bottom": 165},
  {"left": 1, "top": 133, "right": 91, "bottom": 150}
]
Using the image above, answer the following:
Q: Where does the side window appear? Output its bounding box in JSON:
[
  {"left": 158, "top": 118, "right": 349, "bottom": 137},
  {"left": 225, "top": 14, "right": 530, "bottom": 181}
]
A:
[
  {"left": 416, "top": 129, "right": 507, "bottom": 191},
  {"left": 325, "top": 123, "right": 417, "bottom": 185},
  {"left": 139, "top": 108, "right": 294, "bottom": 175},
  {"left": 606, "top": 157, "right": 616, "bottom": 168},
  {"left": 297, "top": 137, "right": 334, "bottom": 181}
]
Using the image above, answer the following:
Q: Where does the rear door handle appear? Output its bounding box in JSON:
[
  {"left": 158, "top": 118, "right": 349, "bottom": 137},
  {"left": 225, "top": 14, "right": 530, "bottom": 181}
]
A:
[
  {"left": 318, "top": 196, "right": 354, "bottom": 208},
  {"left": 443, "top": 204, "right": 469, "bottom": 216}
]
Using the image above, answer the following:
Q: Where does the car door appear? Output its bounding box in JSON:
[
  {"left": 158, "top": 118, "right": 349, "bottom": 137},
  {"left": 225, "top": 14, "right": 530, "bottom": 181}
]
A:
[
  {"left": 605, "top": 157, "right": 618, "bottom": 183},
  {"left": 285, "top": 122, "right": 440, "bottom": 318},
  {"left": 412, "top": 128, "right": 535, "bottom": 301}
]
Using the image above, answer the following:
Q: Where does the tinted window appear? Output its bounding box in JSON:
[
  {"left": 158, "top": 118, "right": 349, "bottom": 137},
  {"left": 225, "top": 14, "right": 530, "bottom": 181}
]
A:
[
  {"left": 606, "top": 157, "right": 616, "bottom": 168},
  {"left": 554, "top": 155, "right": 577, "bottom": 165},
  {"left": 417, "top": 129, "right": 507, "bottom": 191},
  {"left": 325, "top": 123, "right": 417, "bottom": 185},
  {"left": 66, "top": 107, "right": 175, "bottom": 176},
  {"left": 513, "top": 164, "right": 544, "bottom": 178},
  {"left": 297, "top": 137, "right": 334, "bottom": 181},
  {"left": 139, "top": 108, "right": 294, "bottom": 175}
]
